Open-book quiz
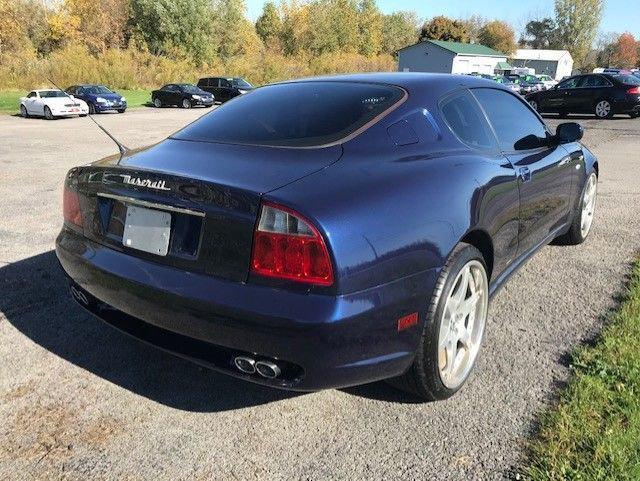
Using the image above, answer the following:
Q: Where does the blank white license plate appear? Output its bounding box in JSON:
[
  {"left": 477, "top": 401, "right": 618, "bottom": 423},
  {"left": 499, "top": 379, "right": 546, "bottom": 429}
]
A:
[{"left": 122, "top": 205, "right": 171, "bottom": 256}]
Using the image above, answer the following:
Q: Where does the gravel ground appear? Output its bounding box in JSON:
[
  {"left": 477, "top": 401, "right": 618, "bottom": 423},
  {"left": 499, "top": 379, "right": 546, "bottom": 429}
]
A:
[{"left": 1, "top": 107, "right": 639, "bottom": 481}]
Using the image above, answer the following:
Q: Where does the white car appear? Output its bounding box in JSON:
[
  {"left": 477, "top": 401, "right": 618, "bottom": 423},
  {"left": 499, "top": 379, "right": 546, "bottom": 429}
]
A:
[
  {"left": 536, "top": 75, "right": 558, "bottom": 90},
  {"left": 19, "top": 89, "right": 89, "bottom": 120}
]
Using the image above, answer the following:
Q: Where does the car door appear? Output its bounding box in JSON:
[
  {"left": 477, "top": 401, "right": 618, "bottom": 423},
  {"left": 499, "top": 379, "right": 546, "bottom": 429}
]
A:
[
  {"left": 197, "top": 78, "right": 214, "bottom": 95},
  {"left": 573, "top": 75, "right": 613, "bottom": 114},
  {"left": 219, "top": 78, "right": 233, "bottom": 102},
  {"left": 472, "top": 88, "right": 575, "bottom": 255},
  {"left": 24, "top": 91, "right": 39, "bottom": 114},
  {"left": 543, "top": 76, "right": 581, "bottom": 112}
]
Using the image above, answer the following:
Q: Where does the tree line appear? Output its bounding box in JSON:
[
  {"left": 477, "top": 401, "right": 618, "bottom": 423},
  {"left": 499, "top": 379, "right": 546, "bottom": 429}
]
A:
[{"left": 0, "top": 0, "right": 637, "bottom": 90}]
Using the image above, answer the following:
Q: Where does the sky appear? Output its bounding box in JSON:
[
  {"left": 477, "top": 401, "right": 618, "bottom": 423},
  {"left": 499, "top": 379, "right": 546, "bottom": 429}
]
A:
[{"left": 245, "top": 0, "right": 640, "bottom": 39}]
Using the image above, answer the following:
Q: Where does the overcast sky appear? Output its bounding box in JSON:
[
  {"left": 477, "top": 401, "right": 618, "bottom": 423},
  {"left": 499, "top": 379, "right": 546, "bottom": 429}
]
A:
[{"left": 245, "top": 0, "right": 639, "bottom": 39}]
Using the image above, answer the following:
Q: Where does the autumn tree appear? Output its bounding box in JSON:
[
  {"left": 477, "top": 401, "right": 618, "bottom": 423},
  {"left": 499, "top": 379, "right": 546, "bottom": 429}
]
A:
[
  {"left": 554, "top": 0, "right": 603, "bottom": 68},
  {"left": 460, "top": 15, "right": 487, "bottom": 43},
  {"left": 280, "top": 0, "right": 311, "bottom": 55},
  {"left": 478, "top": 20, "right": 517, "bottom": 55},
  {"left": 520, "top": 18, "right": 557, "bottom": 48},
  {"left": 255, "top": 1, "right": 282, "bottom": 51},
  {"left": 357, "top": 0, "right": 382, "bottom": 56},
  {"left": 419, "top": 16, "right": 470, "bottom": 43},
  {"left": 62, "top": 0, "right": 129, "bottom": 52},
  {"left": 211, "top": 0, "right": 261, "bottom": 59},
  {"left": 306, "top": 0, "right": 360, "bottom": 55},
  {"left": 610, "top": 33, "right": 638, "bottom": 68},
  {"left": 381, "top": 11, "right": 419, "bottom": 55}
]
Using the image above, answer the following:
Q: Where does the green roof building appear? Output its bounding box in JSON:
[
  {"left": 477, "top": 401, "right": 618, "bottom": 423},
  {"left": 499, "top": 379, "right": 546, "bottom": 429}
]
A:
[{"left": 397, "top": 40, "right": 508, "bottom": 75}]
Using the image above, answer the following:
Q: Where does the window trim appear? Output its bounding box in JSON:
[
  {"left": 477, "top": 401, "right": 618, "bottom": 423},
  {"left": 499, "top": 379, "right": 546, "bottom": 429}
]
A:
[
  {"left": 437, "top": 87, "right": 500, "bottom": 154},
  {"left": 469, "top": 86, "right": 552, "bottom": 154}
]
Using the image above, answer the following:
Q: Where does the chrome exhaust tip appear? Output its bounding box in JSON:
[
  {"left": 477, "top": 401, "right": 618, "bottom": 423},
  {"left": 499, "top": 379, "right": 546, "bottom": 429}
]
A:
[
  {"left": 255, "top": 361, "right": 281, "bottom": 379},
  {"left": 234, "top": 356, "right": 256, "bottom": 374}
]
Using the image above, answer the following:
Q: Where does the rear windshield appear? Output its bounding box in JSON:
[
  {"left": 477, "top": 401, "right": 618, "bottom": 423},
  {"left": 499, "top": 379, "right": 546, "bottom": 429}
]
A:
[
  {"left": 173, "top": 81, "right": 404, "bottom": 147},
  {"left": 614, "top": 74, "right": 640, "bottom": 85}
]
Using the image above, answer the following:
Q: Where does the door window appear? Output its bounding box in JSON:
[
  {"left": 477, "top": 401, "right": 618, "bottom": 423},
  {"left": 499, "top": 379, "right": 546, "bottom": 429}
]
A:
[
  {"left": 472, "top": 88, "right": 548, "bottom": 152},
  {"left": 579, "top": 75, "right": 611, "bottom": 88},
  {"left": 440, "top": 90, "right": 497, "bottom": 150},
  {"left": 557, "top": 77, "right": 580, "bottom": 89},
  {"left": 220, "top": 78, "right": 232, "bottom": 88},
  {"left": 27, "top": 91, "right": 36, "bottom": 98}
]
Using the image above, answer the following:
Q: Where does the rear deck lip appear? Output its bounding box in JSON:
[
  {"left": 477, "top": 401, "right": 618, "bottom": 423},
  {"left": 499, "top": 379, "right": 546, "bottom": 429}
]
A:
[{"left": 96, "top": 192, "right": 206, "bottom": 217}]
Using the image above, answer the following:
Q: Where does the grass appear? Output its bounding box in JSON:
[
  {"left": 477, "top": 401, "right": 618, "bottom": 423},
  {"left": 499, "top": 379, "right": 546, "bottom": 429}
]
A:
[
  {"left": 524, "top": 259, "right": 640, "bottom": 480},
  {"left": 0, "top": 89, "right": 151, "bottom": 114}
]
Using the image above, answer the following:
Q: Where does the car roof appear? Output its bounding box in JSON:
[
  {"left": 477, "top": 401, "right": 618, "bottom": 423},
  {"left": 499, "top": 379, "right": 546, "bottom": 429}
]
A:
[
  {"left": 34, "top": 89, "right": 62, "bottom": 93},
  {"left": 275, "top": 72, "right": 510, "bottom": 97}
]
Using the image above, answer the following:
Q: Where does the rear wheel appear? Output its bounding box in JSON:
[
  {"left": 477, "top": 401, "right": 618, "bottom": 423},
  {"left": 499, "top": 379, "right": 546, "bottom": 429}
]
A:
[
  {"left": 182, "top": 98, "right": 192, "bottom": 109},
  {"left": 44, "top": 106, "right": 54, "bottom": 120},
  {"left": 392, "top": 243, "right": 489, "bottom": 401},
  {"left": 528, "top": 100, "right": 538, "bottom": 111},
  {"left": 153, "top": 97, "right": 162, "bottom": 108},
  {"left": 20, "top": 104, "right": 29, "bottom": 118},
  {"left": 630, "top": 112, "right": 639, "bottom": 119},
  {"left": 117, "top": 108, "right": 126, "bottom": 113},
  {"left": 556, "top": 172, "right": 598, "bottom": 245},
  {"left": 594, "top": 99, "right": 613, "bottom": 119}
]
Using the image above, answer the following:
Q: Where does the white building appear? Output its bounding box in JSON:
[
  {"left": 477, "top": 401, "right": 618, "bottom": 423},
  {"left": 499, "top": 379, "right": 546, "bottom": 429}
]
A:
[
  {"left": 510, "top": 49, "right": 574, "bottom": 80},
  {"left": 397, "top": 40, "right": 508, "bottom": 76}
]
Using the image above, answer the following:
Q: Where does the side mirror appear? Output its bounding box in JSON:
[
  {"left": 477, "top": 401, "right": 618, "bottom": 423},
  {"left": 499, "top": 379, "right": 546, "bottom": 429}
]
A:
[{"left": 555, "top": 122, "right": 583, "bottom": 143}]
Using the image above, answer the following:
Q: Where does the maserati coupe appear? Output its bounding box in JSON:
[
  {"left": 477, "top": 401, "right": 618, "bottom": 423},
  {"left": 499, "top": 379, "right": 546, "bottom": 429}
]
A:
[{"left": 56, "top": 73, "right": 598, "bottom": 400}]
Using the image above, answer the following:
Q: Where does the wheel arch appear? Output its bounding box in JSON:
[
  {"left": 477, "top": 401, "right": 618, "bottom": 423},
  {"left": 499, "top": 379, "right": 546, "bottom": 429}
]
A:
[{"left": 460, "top": 229, "right": 494, "bottom": 281}]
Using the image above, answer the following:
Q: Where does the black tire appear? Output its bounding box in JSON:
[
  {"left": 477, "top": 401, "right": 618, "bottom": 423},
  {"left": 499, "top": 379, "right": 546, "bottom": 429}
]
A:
[
  {"left": 630, "top": 112, "right": 640, "bottom": 119},
  {"left": 558, "top": 110, "right": 568, "bottom": 118},
  {"left": 556, "top": 172, "right": 598, "bottom": 245},
  {"left": 390, "top": 243, "right": 489, "bottom": 401},
  {"left": 44, "top": 106, "right": 54, "bottom": 120},
  {"left": 153, "top": 97, "right": 162, "bottom": 108},
  {"left": 88, "top": 103, "right": 96, "bottom": 115},
  {"left": 79, "top": 114, "right": 87, "bottom": 117},
  {"left": 204, "top": 104, "right": 213, "bottom": 108},
  {"left": 181, "top": 98, "right": 192, "bottom": 109},
  {"left": 117, "top": 108, "right": 126, "bottom": 113},
  {"left": 594, "top": 99, "right": 614, "bottom": 119},
  {"left": 20, "top": 104, "right": 29, "bottom": 118}
]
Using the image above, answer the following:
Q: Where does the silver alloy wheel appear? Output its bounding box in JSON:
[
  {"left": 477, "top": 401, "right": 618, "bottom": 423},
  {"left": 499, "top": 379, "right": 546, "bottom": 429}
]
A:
[
  {"left": 595, "top": 100, "right": 611, "bottom": 118},
  {"left": 44, "top": 106, "right": 53, "bottom": 120},
  {"left": 438, "top": 260, "right": 488, "bottom": 390},
  {"left": 580, "top": 173, "right": 597, "bottom": 237},
  {"left": 182, "top": 98, "right": 191, "bottom": 109},
  {"left": 529, "top": 100, "right": 538, "bottom": 111},
  {"left": 153, "top": 98, "right": 162, "bottom": 108}
]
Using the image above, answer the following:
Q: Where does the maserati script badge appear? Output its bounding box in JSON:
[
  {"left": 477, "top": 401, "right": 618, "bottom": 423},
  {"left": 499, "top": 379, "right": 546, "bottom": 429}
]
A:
[{"left": 121, "top": 175, "right": 171, "bottom": 191}]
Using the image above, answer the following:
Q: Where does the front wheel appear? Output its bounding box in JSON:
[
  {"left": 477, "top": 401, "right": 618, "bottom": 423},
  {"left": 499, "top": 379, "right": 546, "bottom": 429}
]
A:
[
  {"left": 88, "top": 103, "right": 96, "bottom": 115},
  {"left": 117, "top": 108, "right": 126, "bottom": 113},
  {"left": 182, "top": 98, "right": 192, "bottom": 109},
  {"left": 630, "top": 112, "right": 640, "bottom": 119},
  {"left": 153, "top": 97, "right": 162, "bottom": 108},
  {"left": 20, "top": 104, "right": 29, "bottom": 118},
  {"left": 44, "top": 106, "right": 54, "bottom": 120},
  {"left": 594, "top": 99, "right": 613, "bottom": 119},
  {"left": 391, "top": 243, "right": 489, "bottom": 401},
  {"left": 529, "top": 100, "right": 538, "bottom": 111},
  {"left": 556, "top": 172, "right": 598, "bottom": 245}
]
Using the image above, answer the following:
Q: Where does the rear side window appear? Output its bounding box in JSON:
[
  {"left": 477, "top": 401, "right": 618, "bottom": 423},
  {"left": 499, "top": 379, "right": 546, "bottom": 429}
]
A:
[
  {"left": 440, "top": 90, "right": 496, "bottom": 150},
  {"left": 173, "top": 81, "right": 405, "bottom": 148},
  {"left": 580, "top": 75, "right": 610, "bottom": 88},
  {"left": 197, "top": 78, "right": 207, "bottom": 87},
  {"left": 472, "top": 88, "right": 547, "bottom": 152}
]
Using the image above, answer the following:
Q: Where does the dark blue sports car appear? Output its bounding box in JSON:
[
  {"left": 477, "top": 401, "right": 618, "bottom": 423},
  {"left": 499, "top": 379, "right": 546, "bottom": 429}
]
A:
[
  {"left": 56, "top": 73, "right": 598, "bottom": 400},
  {"left": 66, "top": 84, "right": 127, "bottom": 114}
]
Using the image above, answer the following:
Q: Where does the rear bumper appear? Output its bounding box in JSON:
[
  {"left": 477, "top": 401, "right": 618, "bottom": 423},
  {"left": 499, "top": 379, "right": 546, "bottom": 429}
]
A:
[
  {"left": 614, "top": 96, "right": 640, "bottom": 113},
  {"left": 56, "top": 229, "right": 436, "bottom": 391}
]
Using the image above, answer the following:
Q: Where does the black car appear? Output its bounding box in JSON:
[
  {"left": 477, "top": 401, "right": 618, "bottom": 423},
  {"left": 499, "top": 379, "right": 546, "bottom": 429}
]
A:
[
  {"left": 151, "top": 84, "right": 215, "bottom": 109},
  {"left": 197, "top": 77, "right": 254, "bottom": 103},
  {"left": 526, "top": 73, "right": 640, "bottom": 118}
]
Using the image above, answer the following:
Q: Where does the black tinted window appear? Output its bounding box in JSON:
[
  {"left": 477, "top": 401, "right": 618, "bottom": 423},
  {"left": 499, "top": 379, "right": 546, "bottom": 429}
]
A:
[
  {"left": 580, "top": 75, "right": 610, "bottom": 87},
  {"left": 440, "top": 90, "right": 496, "bottom": 150},
  {"left": 174, "top": 81, "right": 404, "bottom": 148},
  {"left": 472, "top": 88, "right": 547, "bottom": 151},
  {"left": 558, "top": 77, "right": 580, "bottom": 89}
]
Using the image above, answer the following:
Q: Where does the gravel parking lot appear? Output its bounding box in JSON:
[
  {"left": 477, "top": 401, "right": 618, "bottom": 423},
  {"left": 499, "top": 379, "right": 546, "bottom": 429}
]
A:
[{"left": 1, "top": 107, "right": 639, "bottom": 480}]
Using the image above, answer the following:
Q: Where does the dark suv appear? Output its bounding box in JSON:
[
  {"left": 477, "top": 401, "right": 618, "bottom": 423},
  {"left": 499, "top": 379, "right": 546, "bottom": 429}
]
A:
[{"left": 197, "top": 77, "right": 254, "bottom": 103}]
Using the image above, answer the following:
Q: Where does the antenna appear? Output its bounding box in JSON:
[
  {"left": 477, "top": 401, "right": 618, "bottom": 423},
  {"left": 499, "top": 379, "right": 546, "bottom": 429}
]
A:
[{"left": 47, "top": 77, "right": 129, "bottom": 155}]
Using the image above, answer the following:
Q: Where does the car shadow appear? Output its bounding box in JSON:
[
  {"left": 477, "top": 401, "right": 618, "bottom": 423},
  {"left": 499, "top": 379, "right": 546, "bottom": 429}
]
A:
[
  {"left": 2, "top": 251, "right": 409, "bottom": 411},
  {"left": 1, "top": 251, "right": 304, "bottom": 412}
]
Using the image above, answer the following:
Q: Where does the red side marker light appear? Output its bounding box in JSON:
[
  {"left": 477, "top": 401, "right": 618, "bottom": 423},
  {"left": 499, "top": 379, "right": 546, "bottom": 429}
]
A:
[{"left": 397, "top": 312, "right": 419, "bottom": 331}]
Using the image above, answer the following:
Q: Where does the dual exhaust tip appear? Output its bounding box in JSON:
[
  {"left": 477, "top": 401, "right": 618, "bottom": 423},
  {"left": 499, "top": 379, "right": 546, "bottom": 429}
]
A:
[{"left": 234, "top": 356, "right": 281, "bottom": 379}]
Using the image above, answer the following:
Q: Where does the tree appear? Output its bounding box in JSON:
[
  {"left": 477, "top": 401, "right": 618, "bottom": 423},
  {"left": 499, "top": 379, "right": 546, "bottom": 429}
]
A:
[
  {"left": 554, "top": 0, "right": 603, "bottom": 69},
  {"left": 306, "top": 0, "right": 359, "bottom": 55},
  {"left": 280, "top": 0, "right": 311, "bottom": 55},
  {"left": 357, "top": 0, "right": 382, "bottom": 57},
  {"left": 478, "top": 20, "right": 517, "bottom": 55},
  {"left": 255, "top": 1, "right": 282, "bottom": 50},
  {"left": 419, "top": 16, "right": 469, "bottom": 43},
  {"left": 211, "top": 0, "right": 261, "bottom": 59},
  {"left": 381, "top": 11, "right": 419, "bottom": 55},
  {"left": 520, "top": 18, "right": 557, "bottom": 48},
  {"left": 129, "top": 0, "right": 214, "bottom": 61},
  {"left": 62, "top": 0, "right": 129, "bottom": 52},
  {"left": 460, "top": 15, "right": 487, "bottom": 43},
  {"left": 610, "top": 33, "right": 638, "bottom": 68}
]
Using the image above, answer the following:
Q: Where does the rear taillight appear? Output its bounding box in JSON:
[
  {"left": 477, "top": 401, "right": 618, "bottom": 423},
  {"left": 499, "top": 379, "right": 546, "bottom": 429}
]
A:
[
  {"left": 627, "top": 86, "right": 640, "bottom": 94},
  {"left": 251, "top": 202, "right": 333, "bottom": 286},
  {"left": 63, "top": 186, "right": 82, "bottom": 227}
]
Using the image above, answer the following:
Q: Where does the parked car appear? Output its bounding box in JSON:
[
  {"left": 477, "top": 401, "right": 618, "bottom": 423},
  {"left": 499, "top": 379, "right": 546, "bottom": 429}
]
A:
[
  {"left": 504, "top": 74, "right": 535, "bottom": 95},
  {"left": 522, "top": 75, "right": 546, "bottom": 92},
  {"left": 197, "top": 77, "right": 254, "bottom": 103},
  {"left": 536, "top": 74, "right": 558, "bottom": 89},
  {"left": 66, "top": 84, "right": 127, "bottom": 114},
  {"left": 526, "top": 73, "right": 640, "bottom": 118},
  {"left": 57, "top": 74, "right": 598, "bottom": 400},
  {"left": 19, "top": 89, "right": 88, "bottom": 119},
  {"left": 151, "top": 84, "right": 214, "bottom": 109},
  {"left": 493, "top": 75, "right": 521, "bottom": 94}
]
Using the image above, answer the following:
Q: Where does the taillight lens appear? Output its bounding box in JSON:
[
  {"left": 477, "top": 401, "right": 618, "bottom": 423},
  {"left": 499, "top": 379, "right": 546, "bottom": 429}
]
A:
[
  {"left": 627, "top": 86, "right": 640, "bottom": 94},
  {"left": 251, "top": 202, "right": 333, "bottom": 286},
  {"left": 63, "top": 186, "right": 83, "bottom": 227}
]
